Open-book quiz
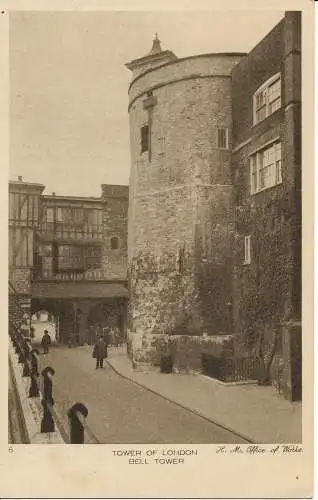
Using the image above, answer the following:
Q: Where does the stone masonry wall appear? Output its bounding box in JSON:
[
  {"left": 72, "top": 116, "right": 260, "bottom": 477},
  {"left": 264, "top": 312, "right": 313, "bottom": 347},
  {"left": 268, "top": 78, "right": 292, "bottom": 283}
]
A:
[
  {"left": 128, "top": 185, "right": 198, "bottom": 337},
  {"left": 230, "top": 13, "right": 301, "bottom": 400},
  {"left": 127, "top": 55, "right": 243, "bottom": 365},
  {"left": 129, "top": 332, "right": 235, "bottom": 372},
  {"left": 101, "top": 185, "right": 128, "bottom": 280},
  {"left": 128, "top": 54, "right": 245, "bottom": 106},
  {"left": 129, "top": 76, "right": 234, "bottom": 197}
]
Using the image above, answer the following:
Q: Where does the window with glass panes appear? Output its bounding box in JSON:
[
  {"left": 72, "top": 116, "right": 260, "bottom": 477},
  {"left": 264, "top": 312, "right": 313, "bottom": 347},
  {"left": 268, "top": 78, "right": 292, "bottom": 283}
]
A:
[
  {"left": 255, "top": 91, "right": 267, "bottom": 123},
  {"left": 217, "top": 128, "right": 229, "bottom": 149},
  {"left": 250, "top": 142, "right": 282, "bottom": 194},
  {"left": 58, "top": 245, "right": 84, "bottom": 270},
  {"left": 56, "top": 207, "right": 84, "bottom": 224},
  {"left": 85, "top": 246, "right": 102, "bottom": 269},
  {"left": 268, "top": 78, "right": 281, "bottom": 114},
  {"left": 250, "top": 155, "right": 257, "bottom": 194},
  {"left": 46, "top": 208, "right": 54, "bottom": 223},
  {"left": 253, "top": 73, "right": 281, "bottom": 125},
  {"left": 39, "top": 244, "right": 53, "bottom": 277}
]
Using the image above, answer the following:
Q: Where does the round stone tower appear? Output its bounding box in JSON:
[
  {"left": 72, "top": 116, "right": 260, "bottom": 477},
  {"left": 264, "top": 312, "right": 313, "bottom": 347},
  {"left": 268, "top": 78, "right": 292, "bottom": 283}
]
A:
[{"left": 125, "top": 36, "right": 245, "bottom": 367}]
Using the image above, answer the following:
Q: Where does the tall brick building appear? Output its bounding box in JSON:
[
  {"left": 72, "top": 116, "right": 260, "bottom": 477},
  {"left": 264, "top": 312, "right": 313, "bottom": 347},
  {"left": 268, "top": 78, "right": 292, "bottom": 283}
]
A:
[
  {"left": 126, "top": 11, "right": 301, "bottom": 397},
  {"left": 231, "top": 12, "right": 301, "bottom": 400}
]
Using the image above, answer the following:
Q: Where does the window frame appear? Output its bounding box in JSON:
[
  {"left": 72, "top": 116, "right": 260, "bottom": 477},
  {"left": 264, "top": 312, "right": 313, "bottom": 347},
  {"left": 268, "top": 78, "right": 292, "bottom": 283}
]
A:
[
  {"left": 110, "top": 236, "right": 120, "bottom": 250},
  {"left": 46, "top": 208, "right": 54, "bottom": 223},
  {"left": 244, "top": 235, "right": 251, "bottom": 265},
  {"left": 253, "top": 73, "right": 281, "bottom": 126},
  {"left": 249, "top": 140, "right": 282, "bottom": 195},
  {"left": 140, "top": 124, "right": 149, "bottom": 154},
  {"left": 217, "top": 127, "right": 229, "bottom": 150},
  {"left": 58, "top": 245, "right": 84, "bottom": 270},
  {"left": 85, "top": 245, "right": 102, "bottom": 269}
]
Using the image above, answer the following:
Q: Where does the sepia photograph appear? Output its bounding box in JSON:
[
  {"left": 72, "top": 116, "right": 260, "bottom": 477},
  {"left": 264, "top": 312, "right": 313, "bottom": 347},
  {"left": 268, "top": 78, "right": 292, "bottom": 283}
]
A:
[
  {"left": 8, "top": 7, "right": 302, "bottom": 452},
  {"left": 7, "top": 8, "right": 304, "bottom": 449},
  {"left": 2, "top": 0, "right": 315, "bottom": 496}
]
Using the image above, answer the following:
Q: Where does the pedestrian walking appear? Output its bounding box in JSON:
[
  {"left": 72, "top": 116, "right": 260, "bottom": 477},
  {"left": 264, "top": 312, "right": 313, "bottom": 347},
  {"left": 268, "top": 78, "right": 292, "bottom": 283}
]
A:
[
  {"left": 41, "top": 330, "right": 51, "bottom": 354},
  {"left": 114, "top": 327, "right": 121, "bottom": 347},
  {"left": 92, "top": 336, "right": 107, "bottom": 369},
  {"left": 103, "top": 326, "right": 111, "bottom": 346}
]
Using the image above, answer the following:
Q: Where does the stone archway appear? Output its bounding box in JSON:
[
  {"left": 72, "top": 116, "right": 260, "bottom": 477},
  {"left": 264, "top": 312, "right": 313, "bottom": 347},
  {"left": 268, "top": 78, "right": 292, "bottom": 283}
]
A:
[
  {"left": 30, "top": 308, "right": 58, "bottom": 344},
  {"left": 31, "top": 298, "right": 74, "bottom": 345}
]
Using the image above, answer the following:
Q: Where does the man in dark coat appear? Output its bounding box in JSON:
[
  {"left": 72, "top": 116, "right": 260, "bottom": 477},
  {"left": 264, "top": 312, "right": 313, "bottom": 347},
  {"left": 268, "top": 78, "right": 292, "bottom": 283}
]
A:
[
  {"left": 93, "top": 336, "right": 107, "bottom": 369},
  {"left": 41, "top": 330, "right": 51, "bottom": 354}
]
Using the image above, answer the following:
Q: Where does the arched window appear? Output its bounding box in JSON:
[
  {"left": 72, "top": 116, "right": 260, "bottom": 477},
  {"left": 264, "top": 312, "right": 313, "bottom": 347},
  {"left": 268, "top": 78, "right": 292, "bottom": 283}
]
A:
[{"left": 110, "top": 236, "right": 119, "bottom": 250}]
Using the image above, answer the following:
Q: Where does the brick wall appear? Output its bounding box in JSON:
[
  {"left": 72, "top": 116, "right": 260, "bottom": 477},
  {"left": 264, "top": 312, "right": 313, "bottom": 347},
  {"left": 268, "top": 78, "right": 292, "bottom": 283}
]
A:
[
  {"left": 231, "top": 20, "right": 284, "bottom": 146},
  {"left": 231, "top": 12, "right": 301, "bottom": 366},
  {"left": 9, "top": 289, "right": 31, "bottom": 334},
  {"left": 101, "top": 185, "right": 128, "bottom": 280}
]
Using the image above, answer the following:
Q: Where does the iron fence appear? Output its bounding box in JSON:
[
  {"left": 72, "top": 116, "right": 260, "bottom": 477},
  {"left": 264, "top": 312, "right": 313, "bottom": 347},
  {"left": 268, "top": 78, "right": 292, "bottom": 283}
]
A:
[
  {"left": 201, "top": 353, "right": 262, "bottom": 382},
  {"left": 9, "top": 326, "right": 99, "bottom": 444}
]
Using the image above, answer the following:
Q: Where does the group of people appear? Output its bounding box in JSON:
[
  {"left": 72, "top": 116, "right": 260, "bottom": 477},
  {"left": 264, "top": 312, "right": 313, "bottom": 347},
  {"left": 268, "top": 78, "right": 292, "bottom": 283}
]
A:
[
  {"left": 40, "top": 325, "right": 121, "bottom": 370},
  {"left": 41, "top": 327, "right": 108, "bottom": 370},
  {"left": 87, "top": 325, "right": 123, "bottom": 347}
]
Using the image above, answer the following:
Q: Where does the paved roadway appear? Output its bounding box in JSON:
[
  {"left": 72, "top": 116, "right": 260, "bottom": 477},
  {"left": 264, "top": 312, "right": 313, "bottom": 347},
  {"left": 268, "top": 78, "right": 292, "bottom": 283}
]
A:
[{"left": 38, "top": 346, "right": 248, "bottom": 444}]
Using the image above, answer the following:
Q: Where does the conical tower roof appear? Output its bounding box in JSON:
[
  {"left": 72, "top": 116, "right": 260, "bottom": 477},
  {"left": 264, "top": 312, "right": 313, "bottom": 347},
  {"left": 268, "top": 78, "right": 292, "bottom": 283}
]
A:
[
  {"left": 149, "top": 33, "right": 162, "bottom": 55},
  {"left": 125, "top": 34, "right": 177, "bottom": 75}
]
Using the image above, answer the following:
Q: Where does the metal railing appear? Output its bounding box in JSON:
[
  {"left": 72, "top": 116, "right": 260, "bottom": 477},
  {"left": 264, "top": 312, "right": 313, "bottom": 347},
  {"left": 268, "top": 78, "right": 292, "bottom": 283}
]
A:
[
  {"left": 9, "top": 328, "right": 99, "bottom": 444},
  {"left": 36, "top": 269, "right": 86, "bottom": 281},
  {"left": 38, "top": 222, "right": 103, "bottom": 241},
  {"left": 32, "top": 266, "right": 127, "bottom": 282}
]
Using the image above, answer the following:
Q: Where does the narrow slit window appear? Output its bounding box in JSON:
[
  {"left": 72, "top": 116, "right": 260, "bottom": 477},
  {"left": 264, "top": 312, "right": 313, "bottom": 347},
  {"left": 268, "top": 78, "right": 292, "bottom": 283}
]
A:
[
  {"left": 177, "top": 246, "right": 185, "bottom": 273},
  {"left": 217, "top": 128, "right": 229, "bottom": 149},
  {"left": 140, "top": 125, "right": 149, "bottom": 153},
  {"left": 244, "top": 235, "right": 251, "bottom": 265}
]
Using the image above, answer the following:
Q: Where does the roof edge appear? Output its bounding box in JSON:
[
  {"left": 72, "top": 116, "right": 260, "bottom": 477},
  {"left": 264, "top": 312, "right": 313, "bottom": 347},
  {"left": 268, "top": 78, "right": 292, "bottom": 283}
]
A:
[
  {"left": 9, "top": 180, "right": 45, "bottom": 189},
  {"left": 42, "top": 195, "right": 102, "bottom": 202},
  {"left": 128, "top": 52, "right": 247, "bottom": 91},
  {"left": 125, "top": 50, "right": 178, "bottom": 70}
]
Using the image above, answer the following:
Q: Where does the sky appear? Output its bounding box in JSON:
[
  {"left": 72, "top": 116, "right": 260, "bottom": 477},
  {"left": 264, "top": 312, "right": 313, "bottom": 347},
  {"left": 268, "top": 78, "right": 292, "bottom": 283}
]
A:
[{"left": 10, "top": 10, "right": 284, "bottom": 196}]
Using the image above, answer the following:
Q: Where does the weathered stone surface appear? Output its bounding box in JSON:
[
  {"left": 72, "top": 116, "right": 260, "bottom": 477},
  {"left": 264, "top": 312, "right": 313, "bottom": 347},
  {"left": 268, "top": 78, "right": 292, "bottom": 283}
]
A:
[
  {"left": 129, "top": 332, "right": 235, "bottom": 372},
  {"left": 101, "top": 184, "right": 128, "bottom": 281},
  {"left": 126, "top": 14, "right": 301, "bottom": 386},
  {"left": 127, "top": 54, "right": 241, "bottom": 365}
]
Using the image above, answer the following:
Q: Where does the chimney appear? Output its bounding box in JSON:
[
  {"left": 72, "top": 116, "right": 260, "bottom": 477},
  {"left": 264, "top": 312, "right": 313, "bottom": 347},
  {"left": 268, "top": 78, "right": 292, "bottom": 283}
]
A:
[
  {"left": 18, "top": 176, "right": 22, "bottom": 182},
  {"left": 52, "top": 192, "right": 56, "bottom": 196}
]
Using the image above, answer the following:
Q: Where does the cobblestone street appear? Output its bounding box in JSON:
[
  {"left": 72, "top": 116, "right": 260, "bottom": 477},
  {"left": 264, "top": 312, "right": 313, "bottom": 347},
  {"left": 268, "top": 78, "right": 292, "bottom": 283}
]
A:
[{"left": 38, "top": 345, "right": 248, "bottom": 444}]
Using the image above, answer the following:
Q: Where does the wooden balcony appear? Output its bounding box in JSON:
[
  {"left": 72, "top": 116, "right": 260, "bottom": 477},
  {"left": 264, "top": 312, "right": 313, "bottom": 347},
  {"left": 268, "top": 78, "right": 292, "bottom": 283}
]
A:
[
  {"left": 37, "top": 222, "right": 103, "bottom": 244},
  {"left": 32, "top": 263, "right": 127, "bottom": 283}
]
